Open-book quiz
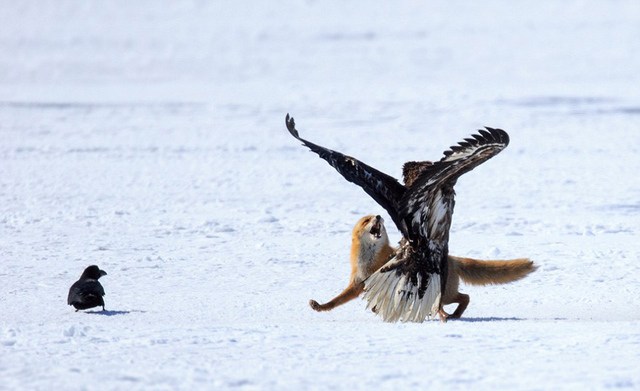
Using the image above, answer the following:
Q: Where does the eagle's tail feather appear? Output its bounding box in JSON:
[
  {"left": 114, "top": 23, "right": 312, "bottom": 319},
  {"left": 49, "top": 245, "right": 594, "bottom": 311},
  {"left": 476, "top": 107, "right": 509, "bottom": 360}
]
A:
[
  {"left": 364, "top": 262, "right": 441, "bottom": 323},
  {"left": 364, "top": 270, "right": 392, "bottom": 311}
]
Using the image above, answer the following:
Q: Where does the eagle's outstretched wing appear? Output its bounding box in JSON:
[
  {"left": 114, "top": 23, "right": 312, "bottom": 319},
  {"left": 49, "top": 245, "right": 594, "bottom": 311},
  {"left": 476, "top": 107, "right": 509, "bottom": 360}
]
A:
[
  {"left": 364, "top": 127, "right": 510, "bottom": 322},
  {"left": 400, "top": 127, "right": 509, "bottom": 242},
  {"left": 286, "top": 114, "right": 407, "bottom": 231}
]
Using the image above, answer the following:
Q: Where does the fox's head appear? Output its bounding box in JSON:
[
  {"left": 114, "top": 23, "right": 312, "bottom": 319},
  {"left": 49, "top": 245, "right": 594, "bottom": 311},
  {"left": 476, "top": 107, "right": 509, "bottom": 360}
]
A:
[{"left": 352, "top": 215, "right": 389, "bottom": 248}]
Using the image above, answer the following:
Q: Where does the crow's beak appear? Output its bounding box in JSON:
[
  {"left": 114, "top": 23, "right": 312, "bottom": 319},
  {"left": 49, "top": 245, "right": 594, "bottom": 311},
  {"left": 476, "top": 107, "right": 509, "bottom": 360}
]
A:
[{"left": 100, "top": 270, "right": 107, "bottom": 277}]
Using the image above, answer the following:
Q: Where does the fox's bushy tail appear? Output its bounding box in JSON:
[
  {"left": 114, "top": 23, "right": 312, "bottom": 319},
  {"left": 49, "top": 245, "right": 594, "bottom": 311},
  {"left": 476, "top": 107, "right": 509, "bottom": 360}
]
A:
[{"left": 450, "top": 256, "right": 536, "bottom": 286}]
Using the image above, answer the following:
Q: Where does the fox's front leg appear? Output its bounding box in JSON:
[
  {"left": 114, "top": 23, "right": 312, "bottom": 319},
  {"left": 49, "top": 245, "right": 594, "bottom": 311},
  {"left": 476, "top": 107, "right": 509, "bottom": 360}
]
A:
[{"left": 310, "top": 282, "right": 365, "bottom": 312}]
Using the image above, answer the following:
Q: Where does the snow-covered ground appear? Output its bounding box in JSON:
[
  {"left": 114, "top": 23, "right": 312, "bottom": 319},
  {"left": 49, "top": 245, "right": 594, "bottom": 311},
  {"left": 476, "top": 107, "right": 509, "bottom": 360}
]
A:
[{"left": 2, "top": 1, "right": 640, "bottom": 389}]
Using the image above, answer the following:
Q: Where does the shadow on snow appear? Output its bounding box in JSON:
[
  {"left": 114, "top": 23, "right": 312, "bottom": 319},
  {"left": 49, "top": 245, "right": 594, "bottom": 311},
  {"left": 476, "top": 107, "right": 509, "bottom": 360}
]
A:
[
  {"left": 84, "top": 309, "right": 146, "bottom": 316},
  {"left": 455, "top": 316, "right": 568, "bottom": 322},
  {"left": 455, "top": 316, "right": 524, "bottom": 322}
]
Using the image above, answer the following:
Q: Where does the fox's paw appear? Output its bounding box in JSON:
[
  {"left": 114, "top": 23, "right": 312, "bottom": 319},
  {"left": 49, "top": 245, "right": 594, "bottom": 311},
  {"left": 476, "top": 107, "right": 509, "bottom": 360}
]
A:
[{"left": 309, "top": 299, "right": 323, "bottom": 311}]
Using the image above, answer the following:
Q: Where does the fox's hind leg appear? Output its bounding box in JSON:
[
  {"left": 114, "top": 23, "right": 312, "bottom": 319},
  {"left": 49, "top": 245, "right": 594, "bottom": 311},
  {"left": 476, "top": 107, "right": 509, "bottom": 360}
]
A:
[
  {"left": 443, "top": 292, "right": 470, "bottom": 319},
  {"left": 310, "top": 282, "right": 365, "bottom": 312}
]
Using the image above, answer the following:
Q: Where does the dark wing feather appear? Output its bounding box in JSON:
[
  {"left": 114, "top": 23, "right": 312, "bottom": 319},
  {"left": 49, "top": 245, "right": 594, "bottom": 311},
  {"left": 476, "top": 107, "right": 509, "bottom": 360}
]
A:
[
  {"left": 286, "top": 114, "right": 407, "bottom": 232},
  {"left": 400, "top": 127, "right": 509, "bottom": 242},
  {"left": 67, "top": 279, "right": 105, "bottom": 305}
]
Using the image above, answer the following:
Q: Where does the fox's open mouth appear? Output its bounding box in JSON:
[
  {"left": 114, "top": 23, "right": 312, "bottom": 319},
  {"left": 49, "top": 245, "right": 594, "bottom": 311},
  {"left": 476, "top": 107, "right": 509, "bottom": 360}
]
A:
[{"left": 370, "top": 220, "right": 382, "bottom": 238}]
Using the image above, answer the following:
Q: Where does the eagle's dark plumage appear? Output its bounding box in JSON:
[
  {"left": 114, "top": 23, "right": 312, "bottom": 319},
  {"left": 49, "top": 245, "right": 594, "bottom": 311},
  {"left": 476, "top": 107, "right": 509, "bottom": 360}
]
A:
[
  {"left": 286, "top": 115, "right": 407, "bottom": 234},
  {"left": 286, "top": 114, "right": 509, "bottom": 322},
  {"left": 67, "top": 265, "right": 107, "bottom": 311}
]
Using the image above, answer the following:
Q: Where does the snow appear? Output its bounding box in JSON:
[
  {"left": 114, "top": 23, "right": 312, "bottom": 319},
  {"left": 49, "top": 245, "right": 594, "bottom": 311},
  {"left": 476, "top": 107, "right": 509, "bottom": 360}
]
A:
[{"left": 1, "top": 0, "right": 640, "bottom": 389}]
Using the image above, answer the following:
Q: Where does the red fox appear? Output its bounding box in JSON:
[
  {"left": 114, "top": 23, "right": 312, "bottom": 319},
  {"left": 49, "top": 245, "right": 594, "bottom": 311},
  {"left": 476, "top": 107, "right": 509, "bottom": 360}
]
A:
[{"left": 309, "top": 214, "right": 537, "bottom": 319}]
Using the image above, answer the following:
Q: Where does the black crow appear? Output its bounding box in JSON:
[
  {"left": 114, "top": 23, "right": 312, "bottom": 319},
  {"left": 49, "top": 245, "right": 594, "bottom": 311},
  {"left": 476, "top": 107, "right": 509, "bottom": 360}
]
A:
[{"left": 67, "top": 265, "right": 107, "bottom": 311}]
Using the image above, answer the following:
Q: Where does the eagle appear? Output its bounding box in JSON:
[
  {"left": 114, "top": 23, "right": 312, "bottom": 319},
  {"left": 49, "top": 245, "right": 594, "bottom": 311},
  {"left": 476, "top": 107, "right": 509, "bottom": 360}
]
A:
[{"left": 285, "top": 114, "right": 509, "bottom": 322}]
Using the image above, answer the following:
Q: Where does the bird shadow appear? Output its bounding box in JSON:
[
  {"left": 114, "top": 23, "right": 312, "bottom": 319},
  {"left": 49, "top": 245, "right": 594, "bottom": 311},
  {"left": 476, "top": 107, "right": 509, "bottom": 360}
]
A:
[{"left": 84, "top": 309, "right": 146, "bottom": 316}]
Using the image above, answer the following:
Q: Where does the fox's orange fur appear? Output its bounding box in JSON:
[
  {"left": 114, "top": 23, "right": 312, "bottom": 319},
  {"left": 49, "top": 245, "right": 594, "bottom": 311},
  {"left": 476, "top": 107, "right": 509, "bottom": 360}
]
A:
[
  {"left": 310, "top": 215, "right": 537, "bottom": 319},
  {"left": 309, "top": 215, "right": 394, "bottom": 312}
]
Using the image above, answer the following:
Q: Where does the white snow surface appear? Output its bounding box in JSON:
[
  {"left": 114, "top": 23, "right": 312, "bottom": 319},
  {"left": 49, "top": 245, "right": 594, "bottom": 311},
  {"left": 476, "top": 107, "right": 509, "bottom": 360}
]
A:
[{"left": 2, "top": 1, "right": 640, "bottom": 390}]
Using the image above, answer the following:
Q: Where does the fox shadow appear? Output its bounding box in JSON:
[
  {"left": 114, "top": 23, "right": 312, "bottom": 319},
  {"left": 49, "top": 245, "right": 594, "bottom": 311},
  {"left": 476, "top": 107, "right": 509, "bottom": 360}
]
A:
[
  {"left": 455, "top": 316, "right": 524, "bottom": 322},
  {"left": 456, "top": 316, "right": 568, "bottom": 322},
  {"left": 454, "top": 317, "right": 569, "bottom": 322}
]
